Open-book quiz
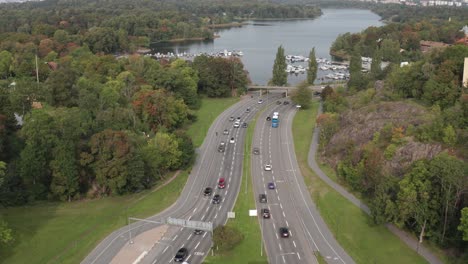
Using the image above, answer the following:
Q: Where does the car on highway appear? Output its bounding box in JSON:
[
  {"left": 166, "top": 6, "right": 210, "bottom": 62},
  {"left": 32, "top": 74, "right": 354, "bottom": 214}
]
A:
[
  {"left": 218, "top": 141, "right": 225, "bottom": 152},
  {"left": 229, "top": 137, "right": 235, "bottom": 144},
  {"left": 212, "top": 194, "right": 221, "bottom": 204},
  {"left": 283, "top": 101, "right": 290, "bottom": 105},
  {"left": 218, "top": 178, "right": 226, "bottom": 189},
  {"left": 258, "top": 99, "right": 263, "bottom": 104},
  {"left": 264, "top": 164, "right": 272, "bottom": 171},
  {"left": 242, "top": 122, "right": 248, "bottom": 128},
  {"left": 259, "top": 194, "right": 267, "bottom": 203},
  {"left": 233, "top": 122, "right": 240, "bottom": 128},
  {"left": 268, "top": 182, "right": 275, "bottom": 189},
  {"left": 262, "top": 208, "right": 271, "bottom": 218},
  {"left": 229, "top": 116, "right": 235, "bottom": 122},
  {"left": 193, "top": 229, "right": 203, "bottom": 235},
  {"left": 253, "top": 147, "right": 260, "bottom": 155},
  {"left": 266, "top": 116, "right": 271, "bottom": 121},
  {"left": 276, "top": 100, "right": 282, "bottom": 105},
  {"left": 236, "top": 117, "right": 241, "bottom": 121},
  {"left": 223, "top": 129, "right": 229, "bottom": 135},
  {"left": 246, "top": 107, "right": 251, "bottom": 113},
  {"left": 174, "top": 247, "right": 188, "bottom": 262},
  {"left": 279, "top": 227, "right": 290, "bottom": 238},
  {"left": 203, "top": 187, "right": 213, "bottom": 196}
]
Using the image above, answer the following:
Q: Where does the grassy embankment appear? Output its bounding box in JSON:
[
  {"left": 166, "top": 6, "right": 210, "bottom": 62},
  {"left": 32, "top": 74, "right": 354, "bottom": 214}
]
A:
[
  {"left": 0, "top": 97, "right": 239, "bottom": 264},
  {"left": 291, "top": 100, "right": 427, "bottom": 264},
  {"left": 204, "top": 102, "right": 267, "bottom": 264}
]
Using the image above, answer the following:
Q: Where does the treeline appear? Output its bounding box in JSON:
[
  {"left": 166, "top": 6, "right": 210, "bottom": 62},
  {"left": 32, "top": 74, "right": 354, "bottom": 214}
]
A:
[
  {"left": 319, "top": 17, "right": 468, "bottom": 258},
  {"left": 0, "top": 50, "right": 249, "bottom": 206},
  {"left": 331, "top": 18, "right": 465, "bottom": 61},
  {"left": 0, "top": 0, "right": 321, "bottom": 54}
]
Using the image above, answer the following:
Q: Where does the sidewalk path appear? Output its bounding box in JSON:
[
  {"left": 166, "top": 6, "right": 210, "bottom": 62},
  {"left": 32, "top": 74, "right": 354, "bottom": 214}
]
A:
[{"left": 307, "top": 103, "right": 443, "bottom": 264}]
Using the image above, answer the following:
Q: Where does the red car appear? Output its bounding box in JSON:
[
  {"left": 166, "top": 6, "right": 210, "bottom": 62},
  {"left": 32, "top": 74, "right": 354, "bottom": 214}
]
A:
[{"left": 218, "top": 178, "right": 226, "bottom": 189}]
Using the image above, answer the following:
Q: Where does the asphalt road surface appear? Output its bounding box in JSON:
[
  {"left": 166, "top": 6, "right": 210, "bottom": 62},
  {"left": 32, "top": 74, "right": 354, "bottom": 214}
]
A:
[
  {"left": 251, "top": 101, "right": 355, "bottom": 264},
  {"left": 82, "top": 92, "right": 282, "bottom": 264}
]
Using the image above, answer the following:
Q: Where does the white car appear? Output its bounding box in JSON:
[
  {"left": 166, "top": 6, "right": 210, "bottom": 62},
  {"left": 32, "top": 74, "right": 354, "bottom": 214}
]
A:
[
  {"left": 264, "top": 164, "right": 272, "bottom": 171},
  {"left": 229, "top": 137, "right": 235, "bottom": 144},
  {"left": 233, "top": 122, "right": 240, "bottom": 128},
  {"left": 258, "top": 99, "right": 263, "bottom": 104}
]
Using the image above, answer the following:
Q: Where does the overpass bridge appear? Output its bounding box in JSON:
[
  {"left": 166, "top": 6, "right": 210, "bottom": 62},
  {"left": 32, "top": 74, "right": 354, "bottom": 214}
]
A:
[{"left": 247, "top": 84, "right": 343, "bottom": 92}]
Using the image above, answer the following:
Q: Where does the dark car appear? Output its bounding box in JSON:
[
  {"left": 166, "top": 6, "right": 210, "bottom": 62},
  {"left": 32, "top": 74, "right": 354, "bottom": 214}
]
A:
[
  {"left": 259, "top": 194, "right": 267, "bottom": 203},
  {"left": 223, "top": 129, "right": 229, "bottom": 135},
  {"left": 276, "top": 100, "right": 282, "bottom": 105},
  {"left": 203, "top": 187, "right": 213, "bottom": 196},
  {"left": 279, "top": 227, "right": 290, "bottom": 238},
  {"left": 268, "top": 182, "right": 275, "bottom": 189},
  {"left": 229, "top": 116, "right": 235, "bottom": 122},
  {"left": 246, "top": 108, "right": 251, "bottom": 113},
  {"left": 253, "top": 147, "right": 260, "bottom": 155},
  {"left": 262, "top": 208, "right": 271, "bottom": 219},
  {"left": 174, "top": 248, "right": 188, "bottom": 262},
  {"left": 218, "top": 141, "right": 226, "bottom": 152},
  {"left": 212, "top": 194, "right": 221, "bottom": 204},
  {"left": 242, "top": 122, "right": 248, "bottom": 128},
  {"left": 266, "top": 116, "right": 271, "bottom": 121},
  {"left": 283, "top": 101, "right": 290, "bottom": 105},
  {"left": 193, "top": 229, "right": 204, "bottom": 235}
]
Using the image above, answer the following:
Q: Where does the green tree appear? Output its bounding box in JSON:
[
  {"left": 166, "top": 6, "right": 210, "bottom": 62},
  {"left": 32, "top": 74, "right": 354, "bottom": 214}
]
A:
[
  {"left": 142, "top": 132, "right": 182, "bottom": 180},
  {"left": 442, "top": 125, "right": 457, "bottom": 146},
  {"left": 50, "top": 142, "right": 79, "bottom": 201},
  {"left": 291, "top": 82, "right": 312, "bottom": 109},
  {"left": 458, "top": 207, "right": 468, "bottom": 241},
  {"left": 370, "top": 47, "right": 382, "bottom": 79},
  {"left": 0, "top": 50, "right": 13, "bottom": 79},
  {"left": 271, "top": 45, "right": 287, "bottom": 86},
  {"left": 380, "top": 39, "right": 400, "bottom": 63},
  {"left": 307, "top": 48, "right": 317, "bottom": 84}
]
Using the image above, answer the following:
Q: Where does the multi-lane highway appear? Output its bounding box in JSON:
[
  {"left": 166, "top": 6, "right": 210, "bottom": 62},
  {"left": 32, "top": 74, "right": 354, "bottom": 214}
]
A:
[
  {"left": 82, "top": 93, "right": 282, "bottom": 264},
  {"left": 251, "top": 100, "right": 354, "bottom": 264}
]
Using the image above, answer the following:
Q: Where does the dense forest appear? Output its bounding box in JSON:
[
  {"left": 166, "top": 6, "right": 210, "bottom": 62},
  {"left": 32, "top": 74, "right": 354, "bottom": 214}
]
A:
[{"left": 319, "top": 8, "right": 468, "bottom": 261}]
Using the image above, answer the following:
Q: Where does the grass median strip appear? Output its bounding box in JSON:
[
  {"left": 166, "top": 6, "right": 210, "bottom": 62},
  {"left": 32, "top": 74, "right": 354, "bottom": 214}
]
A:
[
  {"left": 204, "top": 103, "right": 267, "bottom": 264},
  {"left": 0, "top": 97, "right": 237, "bottom": 264},
  {"left": 291, "top": 100, "right": 427, "bottom": 264}
]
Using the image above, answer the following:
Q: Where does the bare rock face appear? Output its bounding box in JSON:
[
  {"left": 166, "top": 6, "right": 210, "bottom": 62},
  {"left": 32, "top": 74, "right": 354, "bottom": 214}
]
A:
[{"left": 323, "top": 101, "right": 443, "bottom": 175}]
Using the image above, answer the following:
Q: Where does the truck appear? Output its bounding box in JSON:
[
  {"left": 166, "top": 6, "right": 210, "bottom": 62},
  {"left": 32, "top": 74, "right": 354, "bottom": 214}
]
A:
[{"left": 272, "top": 114, "right": 279, "bottom": 128}]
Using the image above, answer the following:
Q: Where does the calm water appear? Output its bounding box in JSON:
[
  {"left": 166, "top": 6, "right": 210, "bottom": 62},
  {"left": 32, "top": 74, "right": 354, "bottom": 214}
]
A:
[{"left": 151, "top": 9, "right": 383, "bottom": 85}]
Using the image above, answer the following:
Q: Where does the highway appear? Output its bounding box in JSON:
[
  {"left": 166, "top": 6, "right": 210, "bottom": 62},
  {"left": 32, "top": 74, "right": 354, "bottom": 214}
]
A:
[
  {"left": 82, "top": 93, "right": 282, "bottom": 264},
  {"left": 251, "top": 100, "right": 355, "bottom": 264}
]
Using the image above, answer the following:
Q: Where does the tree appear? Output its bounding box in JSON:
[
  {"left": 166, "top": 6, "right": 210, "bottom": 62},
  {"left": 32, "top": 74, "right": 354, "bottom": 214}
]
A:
[
  {"left": 370, "top": 47, "right": 382, "bottom": 79},
  {"left": 291, "top": 82, "right": 312, "bottom": 109},
  {"left": 0, "top": 50, "right": 13, "bottom": 79},
  {"left": 380, "top": 39, "right": 400, "bottom": 63},
  {"left": 142, "top": 132, "right": 182, "bottom": 181},
  {"left": 458, "top": 208, "right": 468, "bottom": 241},
  {"left": 271, "top": 45, "right": 287, "bottom": 86},
  {"left": 50, "top": 142, "right": 79, "bottom": 201},
  {"left": 307, "top": 48, "right": 317, "bottom": 85}
]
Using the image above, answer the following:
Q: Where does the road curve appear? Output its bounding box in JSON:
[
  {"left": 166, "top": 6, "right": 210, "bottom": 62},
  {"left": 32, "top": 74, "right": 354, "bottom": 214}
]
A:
[{"left": 308, "top": 102, "right": 442, "bottom": 264}]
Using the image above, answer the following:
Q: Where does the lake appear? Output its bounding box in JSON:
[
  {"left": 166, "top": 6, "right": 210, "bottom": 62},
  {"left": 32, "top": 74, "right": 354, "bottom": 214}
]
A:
[{"left": 151, "top": 9, "right": 383, "bottom": 85}]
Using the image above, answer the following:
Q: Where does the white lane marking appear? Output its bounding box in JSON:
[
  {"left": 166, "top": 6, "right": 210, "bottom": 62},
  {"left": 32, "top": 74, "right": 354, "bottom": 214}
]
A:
[
  {"left": 167, "top": 259, "right": 171, "bottom": 263},
  {"left": 219, "top": 205, "right": 223, "bottom": 211},
  {"left": 132, "top": 251, "right": 147, "bottom": 264},
  {"left": 297, "top": 252, "right": 301, "bottom": 259},
  {"left": 293, "top": 241, "right": 297, "bottom": 248},
  {"left": 278, "top": 196, "right": 280, "bottom": 201},
  {"left": 187, "top": 234, "right": 192, "bottom": 240},
  {"left": 195, "top": 241, "right": 201, "bottom": 249},
  {"left": 286, "top": 220, "right": 289, "bottom": 227},
  {"left": 203, "top": 232, "right": 207, "bottom": 238},
  {"left": 205, "top": 207, "right": 209, "bottom": 212},
  {"left": 273, "top": 223, "right": 276, "bottom": 229},
  {"left": 282, "top": 211, "right": 286, "bottom": 218},
  {"left": 282, "top": 255, "right": 286, "bottom": 263},
  {"left": 280, "top": 204, "right": 283, "bottom": 209},
  {"left": 214, "top": 213, "right": 218, "bottom": 219},
  {"left": 275, "top": 233, "right": 279, "bottom": 239},
  {"left": 279, "top": 243, "right": 282, "bottom": 251},
  {"left": 186, "top": 254, "right": 191, "bottom": 261},
  {"left": 227, "top": 183, "right": 230, "bottom": 189},
  {"left": 193, "top": 207, "right": 197, "bottom": 213},
  {"left": 172, "top": 235, "right": 178, "bottom": 241}
]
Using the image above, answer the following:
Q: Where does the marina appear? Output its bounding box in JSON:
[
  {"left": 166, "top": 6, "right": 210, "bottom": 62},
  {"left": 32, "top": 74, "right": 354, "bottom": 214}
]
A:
[{"left": 285, "top": 55, "right": 350, "bottom": 80}]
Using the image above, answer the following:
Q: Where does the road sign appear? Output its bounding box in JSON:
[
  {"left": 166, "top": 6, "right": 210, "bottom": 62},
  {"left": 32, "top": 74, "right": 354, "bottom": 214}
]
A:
[
  {"left": 227, "top": 212, "right": 235, "bottom": 219},
  {"left": 249, "top": 210, "right": 257, "bottom": 216},
  {"left": 167, "top": 217, "right": 213, "bottom": 232}
]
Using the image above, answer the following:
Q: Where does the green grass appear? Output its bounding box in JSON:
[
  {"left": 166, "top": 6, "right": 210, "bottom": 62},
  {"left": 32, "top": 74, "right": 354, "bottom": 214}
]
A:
[
  {"left": 204, "top": 106, "right": 267, "bottom": 264},
  {"left": 291, "top": 101, "right": 428, "bottom": 264},
  {"left": 187, "top": 97, "right": 239, "bottom": 147},
  {"left": 0, "top": 170, "right": 189, "bottom": 264},
  {"left": 0, "top": 97, "right": 238, "bottom": 264}
]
